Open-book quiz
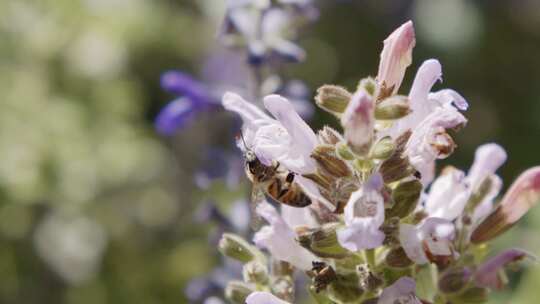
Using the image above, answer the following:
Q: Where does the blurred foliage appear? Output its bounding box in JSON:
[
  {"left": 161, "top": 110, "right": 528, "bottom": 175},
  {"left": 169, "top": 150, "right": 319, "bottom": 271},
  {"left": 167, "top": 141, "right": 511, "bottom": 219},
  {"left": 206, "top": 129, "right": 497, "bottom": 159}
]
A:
[{"left": 0, "top": 0, "right": 540, "bottom": 303}]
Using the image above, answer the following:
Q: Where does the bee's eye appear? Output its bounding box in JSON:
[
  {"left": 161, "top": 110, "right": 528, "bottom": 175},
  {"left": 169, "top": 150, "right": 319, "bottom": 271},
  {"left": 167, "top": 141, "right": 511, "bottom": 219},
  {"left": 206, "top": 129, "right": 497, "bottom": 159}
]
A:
[{"left": 286, "top": 172, "right": 295, "bottom": 183}]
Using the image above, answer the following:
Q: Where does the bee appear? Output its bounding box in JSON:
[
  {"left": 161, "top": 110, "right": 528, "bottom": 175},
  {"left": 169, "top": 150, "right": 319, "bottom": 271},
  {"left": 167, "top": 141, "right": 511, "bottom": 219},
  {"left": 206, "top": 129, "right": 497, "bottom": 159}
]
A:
[{"left": 239, "top": 134, "right": 312, "bottom": 210}]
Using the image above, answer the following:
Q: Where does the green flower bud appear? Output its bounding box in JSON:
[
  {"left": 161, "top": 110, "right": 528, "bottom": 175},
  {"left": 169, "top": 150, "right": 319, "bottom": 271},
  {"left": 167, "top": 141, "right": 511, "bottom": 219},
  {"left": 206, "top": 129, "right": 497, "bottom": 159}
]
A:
[
  {"left": 449, "top": 287, "right": 488, "bottom": 304},
  {"left": 297, "top": 223, "right": 350, "bottom": 258},
  {"left": 385, "top": 247, "right": 413, "bottom": 268},
  {"left": 438, "top": 267, "right": 472, "bottom": 294},
  {"left": 336, "top": 142, "right": 355, "bottom": 160},
  {"left": 358, "top": 77, "right": 377, "bottom": 97},
  {"left": 374, "top": 95, "right": 411, "bottom": 120},
  {"left": 243, "top": 261, "right": 269, "bottom": 285},
  {"left": 225, "top": 281, "right": 254, "bottom": 304},
  {"left": 327, "top": 272, "right": 364, "bottom": 304},
  {"left": 386, "top": 179, "right": 422, "bottom": 218},
  {"left": 315, "top": 85, "right": 352, "bottom": 115},
  {"left": 219, "top": 233, "right": 261, "bottom": 263},
  {"left": 312, "top": 145, "right": 352, "bottom": 178},
  {"left": 370, "top": 136, "right": 395, "bottom": 160}
]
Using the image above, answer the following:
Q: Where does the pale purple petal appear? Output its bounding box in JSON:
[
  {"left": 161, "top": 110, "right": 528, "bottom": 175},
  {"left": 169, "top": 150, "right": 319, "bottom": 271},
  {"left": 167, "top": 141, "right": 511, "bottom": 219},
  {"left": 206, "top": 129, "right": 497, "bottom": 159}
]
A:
[
  {"left": 377, "top": 20, "right": 416, "bottom": 94},
  {"left": 467, "top": 143, "right": 507, "bottom": 191},
  {"left": 474, "top": 249, "right": 531, "bottom": 290},
  {"left": 280, "top": 205, "right": 318, "bottom": 229},
  {"left": 378, "top": 277, "right": 421, "bottom": 304},
  {"left": 263, "top": 94, "right": 318, "bottom": 173},
  {"left": 399, "top": 223, "right": 428, "bottom": 264},
  {"left": 405, "top": 106, "right": 467, "bottom": 185},
  {"left": 254, "top": 202, "right": 317, "bottom": 270},
  {"left": 222, "top": 92, "right": 273, "bottom": 126},
  {"left": 425, "top": 167, "right": 469, "bottom": 221},
  {"left": 429, "top": 89, "right": 468, "bottom": 111},
  {"left": 246, "top": 291, "right": 291, "bottom": 304},
  {"left": 338, "top": 174, "right": 385, "bottom": 251},
  {"left": 497, "top": 166, "right": 540, "bottom": 223},
  {"left": 409, "top": 59, "right": 442, "bottom": 109}
]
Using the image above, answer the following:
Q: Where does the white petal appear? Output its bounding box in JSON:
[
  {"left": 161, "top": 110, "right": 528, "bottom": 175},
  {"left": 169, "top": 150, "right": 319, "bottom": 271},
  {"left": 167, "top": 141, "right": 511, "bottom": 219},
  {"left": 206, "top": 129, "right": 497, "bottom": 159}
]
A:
[
  {"left": 222, "top": 92, "right": 274, "bottom": 130},
  {"left": 281, "top": 205, "right": 318, "bottom": 229},
  {"left": 246, "top": 291, "right": 291, "bottom": 304},
  {"left": 409, "top": 59, "right": 442, "bottom": 110},
  {"left": 378, "top": 277, "right": 421, "bottom": 304},
  {"left": 472, "top": 175, "right": 502, "bottom": 224},
  {"left": 399, "top": 223, "right": 428, "bottom": 264},
  {"left": 419, "top": 217, "right": 455, "bottom": 257},
  {"left": 429, "top": 89, "right": 468, "bottom": 110},
  {"left": 405, "top": 106, "right": 467, "bottom": 185},
  {"left": 253, "top": 202, "right": 317, "bottom": 270},
  {"left": 337, "top": 220, "right": 385, "bottom": 251},
  {"left": 467, "top": 143, "right": 507, "bottom": 191},
  {"left": 425, "top": 167, "right": 469, "bottom": 221},
  {"left": 264, "top": 94, "right": 318, "bottom": 173}
]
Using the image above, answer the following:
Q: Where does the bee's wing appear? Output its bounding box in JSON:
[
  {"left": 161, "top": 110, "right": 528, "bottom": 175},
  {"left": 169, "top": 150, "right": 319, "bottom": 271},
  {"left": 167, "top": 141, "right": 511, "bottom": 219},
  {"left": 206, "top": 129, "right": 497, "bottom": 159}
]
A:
[{"left": 249, "top": 184, "right": 266, "bottom": 231}]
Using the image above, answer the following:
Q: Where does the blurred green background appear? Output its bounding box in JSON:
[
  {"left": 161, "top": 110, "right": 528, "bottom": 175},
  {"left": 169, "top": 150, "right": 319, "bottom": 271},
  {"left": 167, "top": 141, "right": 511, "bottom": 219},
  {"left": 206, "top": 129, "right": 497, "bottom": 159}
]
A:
[{"left": 0, "top": 0, "right": 540, "bottom": 303}]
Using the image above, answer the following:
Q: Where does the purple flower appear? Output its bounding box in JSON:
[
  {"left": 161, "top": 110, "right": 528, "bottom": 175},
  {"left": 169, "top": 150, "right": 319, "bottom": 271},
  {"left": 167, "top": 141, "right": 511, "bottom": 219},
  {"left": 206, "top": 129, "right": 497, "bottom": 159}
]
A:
[
  {"left": 155, "top": 71, "right": 219, "bottom": 136},
  {"left": 253, "top": 201, "right": 317, "bottom": 270},
  {"left": 337, "top": 174, "right": 385, "bottom": 251},
  {"left": 378, "top": 277, "right": 421, "bottom": 304},
  {"left": 399, "top": 217, "right": 455, "bottom": 264},
  {"left": 474, "top": 249, "right": 531, "bottom": 290},
  {"left": 222, "top": 92, "right": 332, "bottom": 209},
  {"left": 155, "top": 97, "right": 198, "bottom": 136}
]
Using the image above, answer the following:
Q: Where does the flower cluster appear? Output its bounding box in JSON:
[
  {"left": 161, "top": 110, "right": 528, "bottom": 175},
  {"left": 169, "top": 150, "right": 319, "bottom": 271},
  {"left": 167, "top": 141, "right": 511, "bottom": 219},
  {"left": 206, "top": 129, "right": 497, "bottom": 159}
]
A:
[{"left": 219, "top": 21, "right": 540, "bottom": 304}]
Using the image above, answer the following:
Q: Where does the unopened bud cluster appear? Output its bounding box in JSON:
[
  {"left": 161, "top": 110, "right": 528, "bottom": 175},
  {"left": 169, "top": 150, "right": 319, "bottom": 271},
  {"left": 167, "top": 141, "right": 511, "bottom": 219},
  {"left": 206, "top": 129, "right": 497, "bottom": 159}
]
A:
[{"left": 219, "top": 20, "right": 540, "bottom": 304}]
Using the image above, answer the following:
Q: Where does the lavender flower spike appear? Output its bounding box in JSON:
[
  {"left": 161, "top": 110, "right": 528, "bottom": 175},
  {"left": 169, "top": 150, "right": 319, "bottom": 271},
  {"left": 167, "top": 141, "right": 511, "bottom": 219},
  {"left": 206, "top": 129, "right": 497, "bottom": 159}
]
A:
[
  {"left": 474, "top": 249, "right": 532, "bottom": 290},
  {"left": 155, "top": 97, "right": 197, "bottom": 136},
  {"left": 377, "top": 20, "right": 416, "bottom": 95}
]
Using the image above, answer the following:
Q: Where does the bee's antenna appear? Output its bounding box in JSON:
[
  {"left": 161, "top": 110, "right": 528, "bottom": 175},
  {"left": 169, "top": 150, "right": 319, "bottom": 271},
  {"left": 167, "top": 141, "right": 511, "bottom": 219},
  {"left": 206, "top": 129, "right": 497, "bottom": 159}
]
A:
[{"left": 239, "top": 130, "right": 248, "bottom": 150}]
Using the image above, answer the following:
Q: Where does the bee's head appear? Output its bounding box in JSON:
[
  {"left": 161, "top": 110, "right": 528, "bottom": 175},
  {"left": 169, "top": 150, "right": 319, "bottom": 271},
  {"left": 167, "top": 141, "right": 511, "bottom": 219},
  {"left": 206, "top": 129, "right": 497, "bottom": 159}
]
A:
[{"left": 245, "top": 150, "right": 257, "bottom": 162}]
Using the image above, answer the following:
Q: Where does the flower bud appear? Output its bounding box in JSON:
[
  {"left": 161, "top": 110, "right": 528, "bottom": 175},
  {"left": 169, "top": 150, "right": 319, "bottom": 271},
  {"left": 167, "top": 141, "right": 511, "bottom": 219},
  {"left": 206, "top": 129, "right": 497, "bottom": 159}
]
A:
[
  {"left": 341, "top": 89, "right": 375, "bottom": 155},
  {"left": 318, "top": 126, "right": 344, "bottom": 145},
  {"left": 311, "top": 145, "right": 352, "bottom": 178},
  {"left": 219, "top": 233, "right": 261, "bottom": 263},
  {"left": 374, "top": 95, "right": 411, "bottom": 120},
  {"left": 297, "top": 223, "right": 350, "bottom": 258},
  {"left": 448, "top": 287, "right": 487, "bottom": 304},
  {"left": 386, "top": 179, "right": 422, "bottom": 218},
  {"left": 243, "top": 261, "right": 269, "bottom": 285},
  {"left": 377, "top": 21, "right": 415, "bottom": 96},
  {"left": 370, "top": 136, "right": 395, "bottom": 160},
  {"left": 471, "top": 166, "right": 540, "bottom": 244},
  {"left": 385, "top": 247, "right": 413, "bottom": 268},
  {"left": 379, "top": 131, "right": 414, "bottom": 183},
  {"left": 327, "top": 272, "right": 364, "bottom": 304},
  {"left": 225, "top": 281, "right": 254, "bottom": 304},
  {"left": 474, "top": 249, "right": 531, "bottom": 290},
  {"left": 315, "top": 85, "right": 352, "bottom": 115},
  {"left": 438, "top": 267, "right": 472, "bottom": 294},
  {"left": 336, "top": 142, "right": 355, "bottom": 160},
  {"left": 358, "top": 77, "right": 377, "bottom": 97}
]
